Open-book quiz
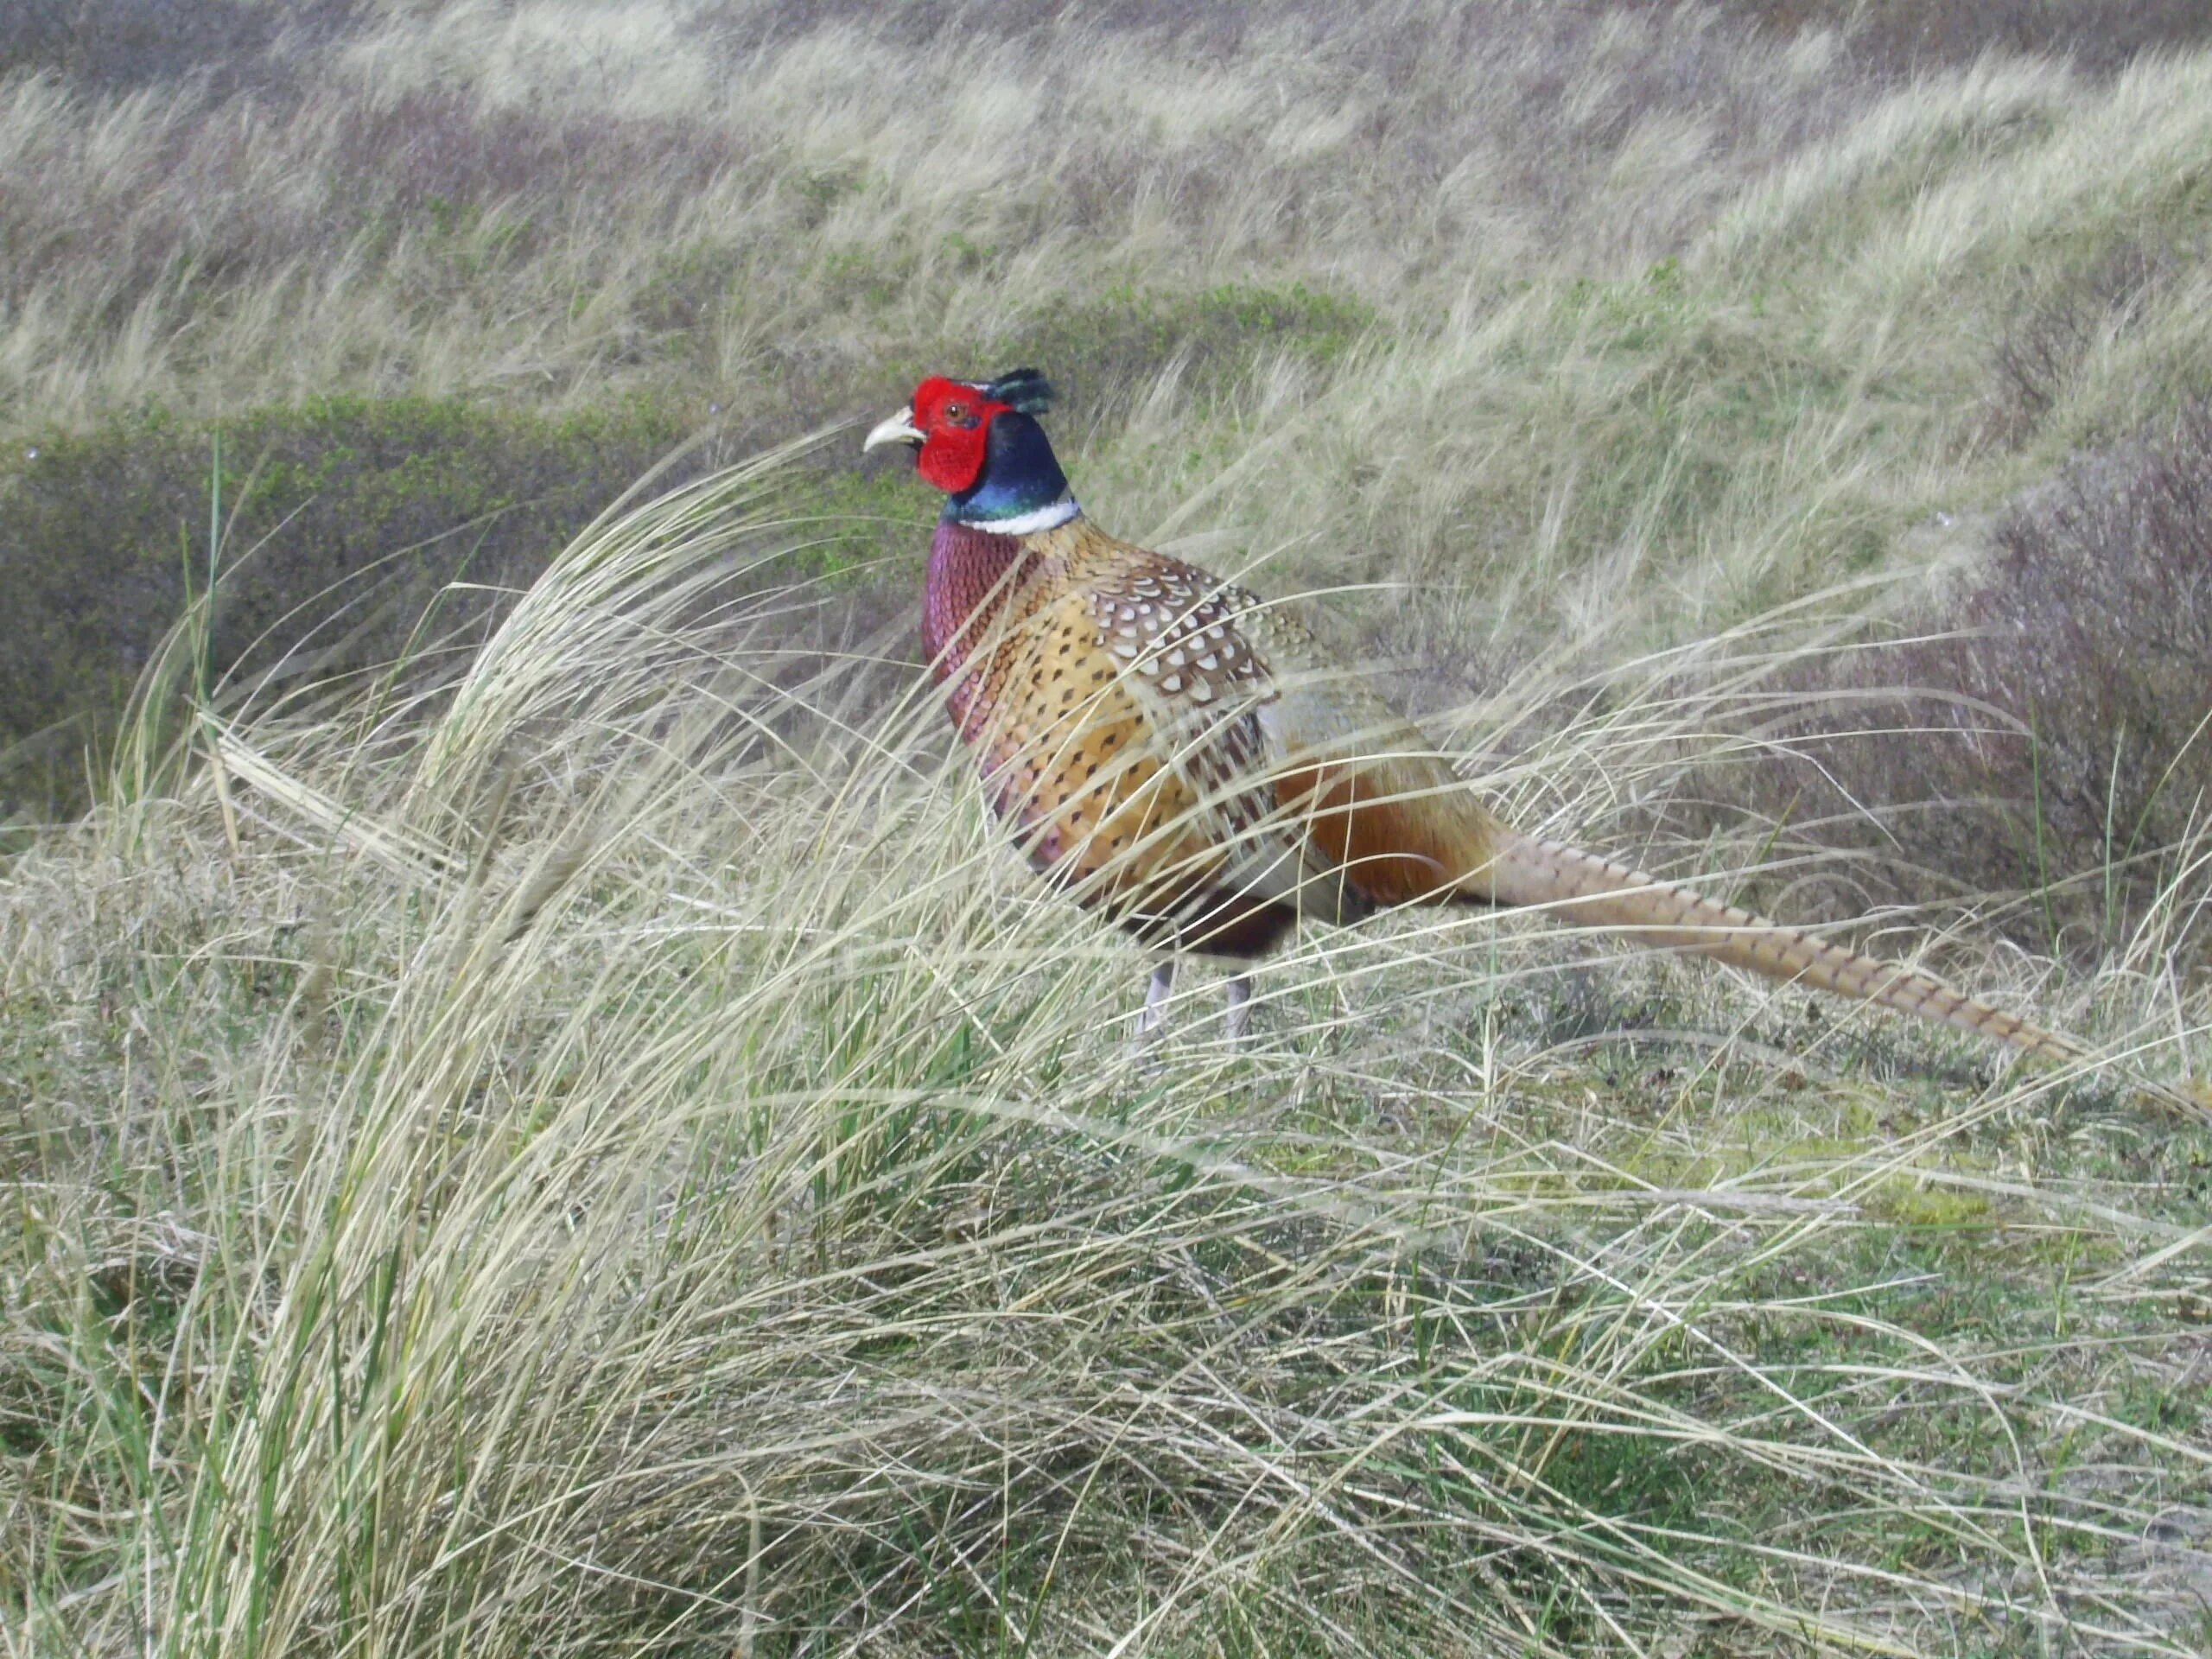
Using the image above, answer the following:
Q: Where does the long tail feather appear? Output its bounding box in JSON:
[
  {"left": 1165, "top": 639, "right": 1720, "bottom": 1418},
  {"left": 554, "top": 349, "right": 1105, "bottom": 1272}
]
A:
[{"left": 1471, "top": 831, "right": 2088, "bottom": 1065}]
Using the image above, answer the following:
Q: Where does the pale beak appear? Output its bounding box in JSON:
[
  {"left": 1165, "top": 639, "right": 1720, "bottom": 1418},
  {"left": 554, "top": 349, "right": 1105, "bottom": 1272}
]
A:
[{"left": 863, "top": 406, "right": 925, "bottom": 452}]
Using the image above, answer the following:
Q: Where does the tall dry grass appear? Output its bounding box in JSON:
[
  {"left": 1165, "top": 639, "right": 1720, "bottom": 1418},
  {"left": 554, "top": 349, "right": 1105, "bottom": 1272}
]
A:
[
  {"left": 0, "top": 1, "right": 1878, "bottom": 432},
  {"left": 5, "top": 446, "right": 2210, "bottom": 1656},
  {"left": 6, "top": 3, "right": 2212, "bottom": 748}
]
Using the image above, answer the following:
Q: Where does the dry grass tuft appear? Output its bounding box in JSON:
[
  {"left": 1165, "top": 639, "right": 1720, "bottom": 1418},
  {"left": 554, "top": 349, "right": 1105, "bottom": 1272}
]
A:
[{"left": 5, "top": 450, "right": 2210, "bottom": 1655}]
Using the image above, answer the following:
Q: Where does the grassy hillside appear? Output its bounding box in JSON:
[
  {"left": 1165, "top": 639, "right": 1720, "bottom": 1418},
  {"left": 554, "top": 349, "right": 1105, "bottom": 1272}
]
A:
[
  {"left": 5, "top": 3, "right": 2212, "bottom": 1656},
  {"left": 6, "top": 2, "right": 2212, "bottom": 882}
]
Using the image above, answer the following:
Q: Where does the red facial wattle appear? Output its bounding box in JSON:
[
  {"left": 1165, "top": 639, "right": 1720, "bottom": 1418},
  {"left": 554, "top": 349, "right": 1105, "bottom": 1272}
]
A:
[{"left": 910, "top": 376, "right": 1012, "bottom": 494}]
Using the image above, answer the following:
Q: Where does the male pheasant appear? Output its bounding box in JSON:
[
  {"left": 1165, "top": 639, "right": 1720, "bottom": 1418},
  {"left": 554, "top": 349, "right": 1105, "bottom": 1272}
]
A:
[{"left": 864, "top": 368, "right": 2179, "bottom": 1087}]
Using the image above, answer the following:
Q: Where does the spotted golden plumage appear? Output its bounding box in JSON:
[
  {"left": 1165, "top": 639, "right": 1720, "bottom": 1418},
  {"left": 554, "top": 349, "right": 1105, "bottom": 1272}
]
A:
[{"left": 867, "top": 368, "right": 2210, "bottom": 1105}]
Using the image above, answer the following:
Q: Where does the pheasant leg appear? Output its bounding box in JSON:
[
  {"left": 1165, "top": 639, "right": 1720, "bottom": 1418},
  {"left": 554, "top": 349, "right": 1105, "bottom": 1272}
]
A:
[
  {"left": 1131, "top": 958, "right": 1176, "bottom": 1054},
  {"left": 1224, "top": 973, "right": 1253, "bottom": 1047}
]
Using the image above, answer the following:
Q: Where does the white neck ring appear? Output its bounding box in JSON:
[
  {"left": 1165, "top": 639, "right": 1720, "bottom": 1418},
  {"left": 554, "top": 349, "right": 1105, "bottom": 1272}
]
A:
[{"left": 958, "top": 497, "right": 1081, "bottom": 536}]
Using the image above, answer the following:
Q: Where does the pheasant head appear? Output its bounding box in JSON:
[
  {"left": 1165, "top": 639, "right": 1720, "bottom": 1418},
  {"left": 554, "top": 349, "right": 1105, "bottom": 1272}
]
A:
[{"left": 864, "top": 368, "right": 1078, "bottom": 534}]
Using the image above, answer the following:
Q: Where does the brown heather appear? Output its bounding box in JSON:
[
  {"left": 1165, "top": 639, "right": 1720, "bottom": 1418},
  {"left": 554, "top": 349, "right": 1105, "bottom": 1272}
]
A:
[{"left": 1726, "top": 396, "right": 2212, "bottom": 965}]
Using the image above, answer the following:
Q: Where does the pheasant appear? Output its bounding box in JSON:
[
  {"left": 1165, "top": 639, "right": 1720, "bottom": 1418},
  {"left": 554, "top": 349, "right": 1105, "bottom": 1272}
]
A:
[{"left": 864, "top": 368, "right": 2196, "bottom": 1096}]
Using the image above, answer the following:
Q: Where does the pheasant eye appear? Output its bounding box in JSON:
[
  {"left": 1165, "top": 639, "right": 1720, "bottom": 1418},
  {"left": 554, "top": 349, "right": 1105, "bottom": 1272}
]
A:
[{"left": 943, "top": 401, "right": 974, "bottom": 426}]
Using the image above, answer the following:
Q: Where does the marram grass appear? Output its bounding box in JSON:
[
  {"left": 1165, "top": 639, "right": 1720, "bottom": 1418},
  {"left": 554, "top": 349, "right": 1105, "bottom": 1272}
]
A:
[{"left": 5, "top": 449, "right": 2210, "bottom": 1657}]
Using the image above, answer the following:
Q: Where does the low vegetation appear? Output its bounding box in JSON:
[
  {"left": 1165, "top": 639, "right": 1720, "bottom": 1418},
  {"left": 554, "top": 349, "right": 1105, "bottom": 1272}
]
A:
[
  {"left": 1729, "top": 395, "right": 2212, "bottom": 963},
  {"left": 4, "top": 3, "right": 2212, "bottom": 1655},
  {"left": 0, "top": 394, "right": 700, "bottom": 816}
]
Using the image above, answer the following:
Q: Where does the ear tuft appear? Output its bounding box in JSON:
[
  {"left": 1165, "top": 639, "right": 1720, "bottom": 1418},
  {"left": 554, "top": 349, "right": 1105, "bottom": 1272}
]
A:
[{"left": 981, "top": 367, "right": 1054, "bottom": 415}]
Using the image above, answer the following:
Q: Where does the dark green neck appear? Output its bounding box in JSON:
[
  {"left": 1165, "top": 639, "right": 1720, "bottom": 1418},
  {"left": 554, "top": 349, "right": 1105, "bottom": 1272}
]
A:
[{"left": 945, "top": 410, "right": 1079, "bottom": 531}]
